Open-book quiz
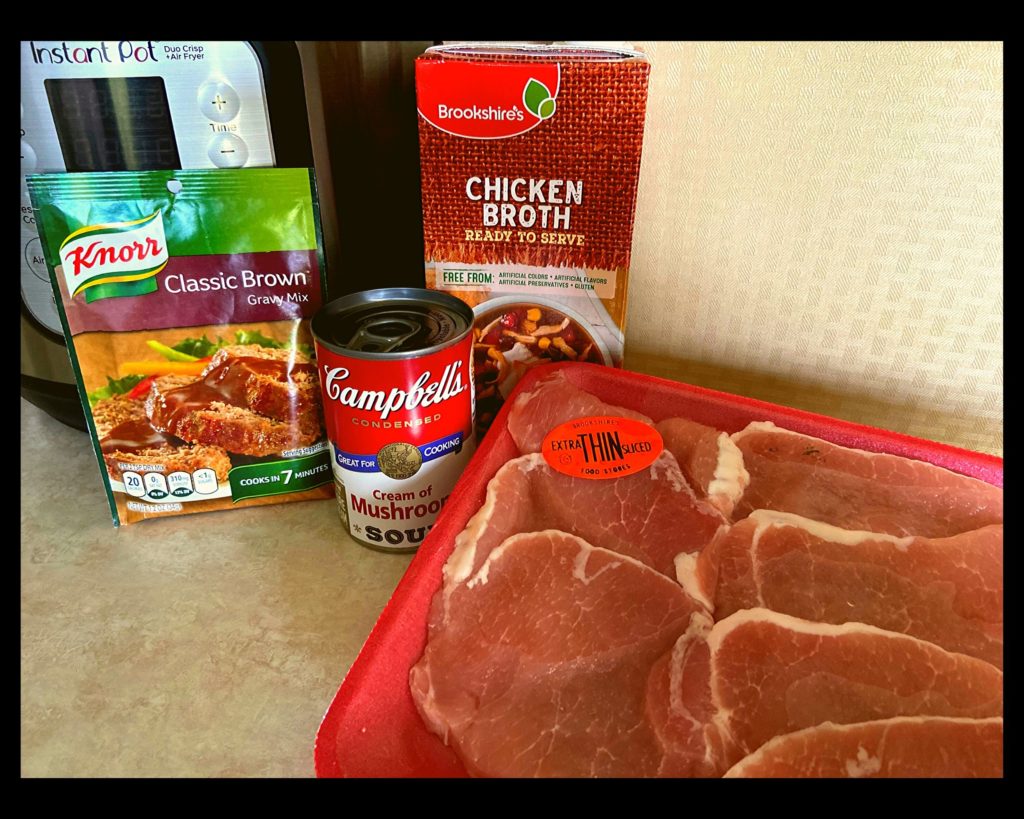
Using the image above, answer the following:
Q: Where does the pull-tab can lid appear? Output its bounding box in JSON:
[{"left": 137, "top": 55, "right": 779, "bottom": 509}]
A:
[{"left": 312, "top": 288, "right": 473, "bottom": 360}]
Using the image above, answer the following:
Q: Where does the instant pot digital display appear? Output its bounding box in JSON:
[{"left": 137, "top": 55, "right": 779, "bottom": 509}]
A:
[{"left": 44, "top": 77, "right": 181, "bottom": 172}]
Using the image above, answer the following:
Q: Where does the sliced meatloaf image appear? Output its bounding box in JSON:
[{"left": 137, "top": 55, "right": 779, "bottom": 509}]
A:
[
  {"left": 201, "top": 345, "right": 322, "bottom": 429},
  {"left": 146, "top": 345, "right": 323, "bottom": 457},
  {"left": 93, "top": 394, "right": 232, "bottom": 482},
  {"left": 93, "top": 394, "right": 146, "bottom": 436}
]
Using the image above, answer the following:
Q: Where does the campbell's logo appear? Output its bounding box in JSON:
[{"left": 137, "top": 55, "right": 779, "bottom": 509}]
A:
[
  {"left": 417, "top": 59, "right": 560, "bottom": 139},
  {"left": 59, "top": 211, "right": 168, "bottom": 303},
  {"left": 321, "top": 362, "right": 469, "bottom": 421}
]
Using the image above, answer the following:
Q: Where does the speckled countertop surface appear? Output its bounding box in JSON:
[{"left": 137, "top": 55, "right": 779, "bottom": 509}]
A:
[{"left": 20, "top": 399, "right": 413, "bottom": 777}]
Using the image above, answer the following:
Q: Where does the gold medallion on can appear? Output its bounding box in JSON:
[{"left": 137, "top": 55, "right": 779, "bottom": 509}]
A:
[{"left": 377, "top": 442, "right": 423, "bottom": 480}]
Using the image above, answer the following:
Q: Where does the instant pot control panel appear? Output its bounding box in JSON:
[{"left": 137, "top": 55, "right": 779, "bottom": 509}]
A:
[{"left": 20, "top": 40, "right": 276, "bottom": 336}]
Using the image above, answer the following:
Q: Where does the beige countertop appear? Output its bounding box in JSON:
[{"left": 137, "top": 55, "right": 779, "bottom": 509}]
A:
[{"left": 20, "top": 399, "right": 413, "bottom": 777}]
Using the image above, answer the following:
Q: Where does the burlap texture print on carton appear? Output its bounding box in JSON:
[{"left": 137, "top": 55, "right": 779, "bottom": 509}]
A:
[{"left": 417, "top": 43, "right": 651, "bottom": 433}]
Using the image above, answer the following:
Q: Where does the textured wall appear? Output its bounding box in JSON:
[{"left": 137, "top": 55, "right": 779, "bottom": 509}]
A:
[{"left": 626, "top": 42, "right": 1002, "bottom": 455}]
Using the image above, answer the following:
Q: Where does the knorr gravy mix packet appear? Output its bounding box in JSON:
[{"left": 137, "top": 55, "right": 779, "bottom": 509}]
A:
[
  {"left": 28, "top": 168, "right": 333, "bottom": 526},
  {"left": 416, "top": 43, "right": 651, "bottom": 433}
]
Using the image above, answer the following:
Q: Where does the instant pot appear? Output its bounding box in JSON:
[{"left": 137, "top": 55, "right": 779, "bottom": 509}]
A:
[
  {"left": 20, "top": 39, "right": 433, "bottom": 429},
  {"left": 20, "top": 40, "right": 317, "bottom": 428}
]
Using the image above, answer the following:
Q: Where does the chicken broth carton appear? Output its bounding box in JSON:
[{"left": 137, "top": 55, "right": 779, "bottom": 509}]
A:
[{"left": 416, "top": 43, "right": 650, "bottom": 432}]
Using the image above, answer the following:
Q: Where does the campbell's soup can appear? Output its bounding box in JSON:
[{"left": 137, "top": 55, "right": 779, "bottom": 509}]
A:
[{"left": 311, "top": 288, "right": 475, "bottom": 552}]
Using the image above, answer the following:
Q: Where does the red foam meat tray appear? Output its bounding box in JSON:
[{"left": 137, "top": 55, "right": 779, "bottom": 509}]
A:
[{"left": 313, "top": 362, "right": 1003, "bottom": 777}]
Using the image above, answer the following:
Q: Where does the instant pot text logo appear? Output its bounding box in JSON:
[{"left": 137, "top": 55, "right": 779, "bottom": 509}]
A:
[
  {"left": 321, "top": 363, "right": 469, "bottom": 421},
  {"left": 59, "top": 211, "right": 168, "bottom": 303},
  {"left": 417, "top": 60, "right": 560, "bottom": 139},
  {"left": 29, "top": 40, "right": 159, "bottom": 64}
]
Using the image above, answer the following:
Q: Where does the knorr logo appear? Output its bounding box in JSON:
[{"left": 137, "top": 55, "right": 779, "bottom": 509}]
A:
[
  {"left": 417, "top": 60, "right": 560, "bottom": 139},
  {"left": 59, "top": 210, "right": 168, "bottom": 303}
]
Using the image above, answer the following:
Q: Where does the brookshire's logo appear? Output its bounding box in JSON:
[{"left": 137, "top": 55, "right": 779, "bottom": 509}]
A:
[
  {"left": 417, "top": 60, "right": 560, "bottom": 139},
  {"left": 59, "top": 211, "right": 168, "bottom": 303},
  {"left": 322, "top": 362, "right": 469, "bottom": 421}
]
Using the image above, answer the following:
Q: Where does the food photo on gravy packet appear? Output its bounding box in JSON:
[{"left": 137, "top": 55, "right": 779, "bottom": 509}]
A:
[{"left": 27, "top": 168, "right": 334, "bottom": 526}]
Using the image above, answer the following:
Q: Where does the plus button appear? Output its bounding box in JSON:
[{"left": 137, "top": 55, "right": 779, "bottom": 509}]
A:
[{"left": 197, "top": 81, "right": 240, "bottom": 123}]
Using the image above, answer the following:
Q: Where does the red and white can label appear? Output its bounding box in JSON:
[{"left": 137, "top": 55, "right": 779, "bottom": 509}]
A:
[
  {"left": 315, "top": 337, "right": 475, "bottom": 549},
  {"left": 542, "top": 416, "right": 663, "bottom": 480}
]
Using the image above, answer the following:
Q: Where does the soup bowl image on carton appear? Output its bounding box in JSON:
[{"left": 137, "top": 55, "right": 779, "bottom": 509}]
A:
[
  {"left": 471, "top": 295, "right": 612, "bottom": 433},
  {"left": 416, "top": 42, "right": 651, "bottom": 432}
]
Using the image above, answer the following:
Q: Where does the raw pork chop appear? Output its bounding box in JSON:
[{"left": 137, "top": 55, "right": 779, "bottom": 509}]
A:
[
  {"left": 732, "top": 422, "right": 1003, "bottom": 537},
  {"left": 507, "top": 369, "right": 653, "bottom": 454},
  {"left": 656, "top": 417, "right": 750, "bottom": 517},
  {"left": 442, "top": 452, "right": 726, "bottom": 607},
  {"left": 646, "top": 608, "right": 1003, "bottom": 777},
  {"left": 691, "top": 511, "right": 1003, "bottom": 668},
  {"left": 723, "top": 716, "right": 1003, "bottom": 778},
  {"left": 410, "top": 530, "right": 707, "bottom": 777}
]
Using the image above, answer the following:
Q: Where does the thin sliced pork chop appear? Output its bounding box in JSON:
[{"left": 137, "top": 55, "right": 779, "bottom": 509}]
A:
[
  {"left": 507, "top": 369, "right": 653, "bottom": 454},
  {"left": 646, "top": 608, "right": 1003, "bottom": 777},
  {"left": 723, "top": 717, "right": 1003, "bottom": 778},
  {"left": 442, "top": 452, "right": 726, "bottom": 607},
  {"left": 410, "top": 530, "right": 707, "bottom": 777},
  {"left": 691, "top": 512, "right": 1003, "bottom": 668},
  {"left": 656, "top": 417, "right": 750, "bottom": 517},
  {"left": 732, "top": 421, "right": 1003, "bottom": 537}
]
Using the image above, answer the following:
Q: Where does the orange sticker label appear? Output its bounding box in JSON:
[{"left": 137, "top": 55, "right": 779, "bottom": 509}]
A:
[{"left": 541, "top": 415, "right": 664, "bottom": 480}]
